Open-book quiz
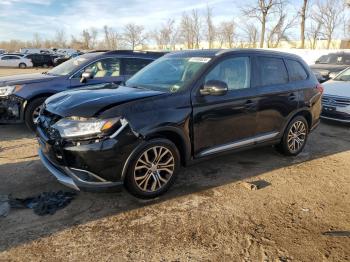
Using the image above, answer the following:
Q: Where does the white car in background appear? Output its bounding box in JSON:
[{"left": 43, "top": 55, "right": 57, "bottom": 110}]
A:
[
  {"left": 321, "top": 67, "right": 350, "bottom": 123},
  {"left": 0, "top": 54, "right": 33, "bottom": 68}
]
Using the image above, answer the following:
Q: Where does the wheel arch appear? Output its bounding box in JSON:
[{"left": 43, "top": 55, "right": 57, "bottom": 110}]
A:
[
  {"left": 282, "top": 108, "right": 313, "bottom": 135},
  {"left": 144, "top": 127, "right": 191, "bottom": 166}
]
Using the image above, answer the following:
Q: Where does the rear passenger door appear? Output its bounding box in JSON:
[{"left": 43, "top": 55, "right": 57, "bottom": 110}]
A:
[{"left": 253, "top": 56, "right": 302, "bottom": 137}]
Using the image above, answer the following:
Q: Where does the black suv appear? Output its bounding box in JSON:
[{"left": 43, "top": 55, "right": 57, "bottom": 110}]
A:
[
  {"left": 37, "top": 49, "right": 322, "bottom": 198},
  {"left": 310, "top": 52, "right": 350, "bottom": 82},
  {"left": 24, "top": 54, "right": 54, "bottom": 67}
]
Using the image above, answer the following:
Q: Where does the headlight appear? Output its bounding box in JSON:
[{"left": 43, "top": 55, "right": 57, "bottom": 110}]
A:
[
  {"left": 52, "top": 116, "right": 121, "bottom": 138},
  {"left": 0, "top": 85, "right": 22, "bottom": 97}
]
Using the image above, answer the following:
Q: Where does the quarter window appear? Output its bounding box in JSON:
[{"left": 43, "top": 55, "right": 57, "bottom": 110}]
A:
[
  {"left": 286, "top": 59, "right": 308, "bottom": 81},
  {"left": 123, "top": 58, "right": 152, "bottom": 75},
  {"left": 257, "top": 57, "right": 288, "bottom": 86},
  {"left": 205, "top": 57, "right": 250, "bottom": 90}
]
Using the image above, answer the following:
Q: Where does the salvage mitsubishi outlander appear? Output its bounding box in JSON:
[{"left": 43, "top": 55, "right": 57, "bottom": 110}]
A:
[{"left": 36, "top": 49, "right": 322, "bottom": 198}]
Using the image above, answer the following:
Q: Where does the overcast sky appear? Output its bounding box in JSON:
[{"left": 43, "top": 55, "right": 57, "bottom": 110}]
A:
[
  {"left": 0, "top": 0, "right": 241, "bottom": 41},
  {"left": 0, "top": 0, "right": 346, "bottom": 42}
]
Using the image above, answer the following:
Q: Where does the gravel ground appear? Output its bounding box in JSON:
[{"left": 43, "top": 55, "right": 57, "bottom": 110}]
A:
[
  {"left": 0, "top": 121, "right": 349, "bottom": 262},
  {"left": 0, "top": 68, "right": 47, "bottom": 77},
  {"left": 0, "top": 67, "right": 349, "bottom": 261}
]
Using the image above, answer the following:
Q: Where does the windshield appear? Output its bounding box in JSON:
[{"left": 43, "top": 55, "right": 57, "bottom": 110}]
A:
[
  {"left": 334, "top": 68, "right": 350, "bottom": 81},
  {"left": 47, "top": 56, "right": 89, "bottom": 76},
  {"left": 126, "top": 57, "right": 211, "bottom": 92},
  {"left": 317, "top": 55, "right": 338, "bottom": 64}
]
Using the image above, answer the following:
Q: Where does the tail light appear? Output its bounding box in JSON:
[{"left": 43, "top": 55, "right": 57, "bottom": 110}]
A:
[{"left": 316, "top": 83, "right": 324, "bottom": 94}]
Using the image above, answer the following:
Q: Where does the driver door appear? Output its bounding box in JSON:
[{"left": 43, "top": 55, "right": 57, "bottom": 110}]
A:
[
  {"left": 192, "top": 56, "right": 258, "bottom": 157},
  {"left": 70, "top": 57, "right": 125, "bottom": 88}
]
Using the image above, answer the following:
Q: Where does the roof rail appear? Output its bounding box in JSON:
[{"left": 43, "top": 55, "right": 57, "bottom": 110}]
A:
[
  {"left": 87, "top": 50, "right": 110, "bottom": 53},
  {"left": 105, "top": 50, "right": 168, "bottom": 56}
]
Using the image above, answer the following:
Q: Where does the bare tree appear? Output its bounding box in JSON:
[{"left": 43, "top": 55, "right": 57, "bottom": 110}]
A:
[
  {"left": 307, "top": 9, "right": 324, "bottom": 49},
  {"left": 205, "top": 6, "right": 216, "bottom": 48},
  {"left": 179, "top": 9, "right": 201, "bottom": 49},
  {"left": 242, "top": 0, "right": 282, "bottom": 48},
  {"left": 242, "top": 23, "right": 259, "bottom": 47},
  {"left": 152, "top": 19, "right": 178, "bottom": 50},
  {"left": 103, "top": 25, "right": 119, "bottom": 50},
  {"left": 267, "top": 4, "right": 296, "bottom": 47},
  {"left": 123, "top": 23, "right": 147, "bottom": 50},
  {"left": 217, "top": 20, "right": 235, "bottom": 48},
  {"left": 313, "top": 0, "right": 344, "bottom": 49},
  {"left": 299, "top": 0, "right": 309, "bottom": 48},
  {"left": 54, "top": 29, "right": 67, "bottom": 48},
  {"left": 32, "top": 33, "right": 42, "bottom": 48}
]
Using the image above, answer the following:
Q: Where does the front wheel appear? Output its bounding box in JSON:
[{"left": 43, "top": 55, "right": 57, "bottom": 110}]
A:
[
  {"left": 24, "top": 97, "right": 47, "bottom": 131},
  {"left": 277, "top": 116, "right": 309, "bottom": 156},
  {"left": 125, "top": 138, "right": 180, "bottom": 199}
]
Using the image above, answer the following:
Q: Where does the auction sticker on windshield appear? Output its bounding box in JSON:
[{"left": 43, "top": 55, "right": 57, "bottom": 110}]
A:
[{"left": 189, "top": 57, "right": 211, "bottom": 63}]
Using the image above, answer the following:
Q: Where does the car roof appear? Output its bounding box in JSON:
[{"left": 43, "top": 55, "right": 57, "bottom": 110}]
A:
[
  {"left": 88, "top": 50, "right": 167, "bottom": 59},
  {"left": 166, "top": 48, "right": 303, "bottom": 60}
]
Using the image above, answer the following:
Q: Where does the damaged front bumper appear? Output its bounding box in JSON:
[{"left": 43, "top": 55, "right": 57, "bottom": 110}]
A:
[
  {"left": 36, "top": 120, "right": 142, "bottom": 191},
  {"left": 0, "top": 95, "right": 25, "bottom": 123}
]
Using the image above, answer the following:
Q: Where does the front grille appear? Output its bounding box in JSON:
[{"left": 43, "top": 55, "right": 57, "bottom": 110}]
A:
[{"left": 322, "top": 95, "right": 350, "bottom": 107}]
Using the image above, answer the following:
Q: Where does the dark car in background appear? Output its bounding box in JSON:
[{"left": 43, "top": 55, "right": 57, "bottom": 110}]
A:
[
  {"left": 36, "top": 49, "right": 322, "bottom": 198},
  {"left": 310, "top": 52, "right": 350, "bottom": 82},
  {"left": 53, "top": 52, "right": 83, "bottom": 66},
  {"left": 0, "top": 50, "right": 166, "bottom": 130},
  {"left": 24, "top": 53, "right": 54, "bottom": 67}
]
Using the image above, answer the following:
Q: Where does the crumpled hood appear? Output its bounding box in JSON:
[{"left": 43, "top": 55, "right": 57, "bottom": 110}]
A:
[
  {"left": 45, "top": 85, "right": 165, "bottom": 117},
  {"left": 0, "top": 73, "right": 57, "bottom": 86},
  {"left": 323, "top": 80, "right": 350, "bottom": 97}
]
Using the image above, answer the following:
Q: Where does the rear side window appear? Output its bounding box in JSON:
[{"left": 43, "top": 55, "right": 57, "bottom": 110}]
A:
[
  {"left": 123, "top": 58, "right": 152, "bottom": 75},
  {"left": 257, "top": 57, "right": 288, "bottom": 86},
  {"left": 286, "top": 59, "right": 308, "bottom": 81}
]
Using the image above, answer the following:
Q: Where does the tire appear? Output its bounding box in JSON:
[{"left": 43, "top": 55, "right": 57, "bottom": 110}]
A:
[
  {"left": 19, "top": 63, "right": 26, "bottom": 69},
  {"left": 277, "top": 115, "right": 309, "bottom": 156},
  {"left": 125, "top": 138, "right": 180, "bottom": 199},
  {"left": 24, "top": 97, "right": 47, "bottom": 132}
]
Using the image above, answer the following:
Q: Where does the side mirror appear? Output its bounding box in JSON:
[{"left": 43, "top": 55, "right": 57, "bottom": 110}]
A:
[
  {"left": 200, "top": 80, "right": 228, "bottom": 96},
  {"left": 80, "top": 71, "right": 93, "bottom": 83}
]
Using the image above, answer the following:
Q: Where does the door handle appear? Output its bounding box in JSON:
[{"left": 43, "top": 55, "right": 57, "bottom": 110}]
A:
[
  {"left": 245, "top": 100, "right": 256, "bottom": 107},
  {"left": 288, "top": 93, "right": 297, "bottom": 101}
]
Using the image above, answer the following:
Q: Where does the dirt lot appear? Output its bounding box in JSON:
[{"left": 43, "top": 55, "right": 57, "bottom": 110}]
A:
[
  {"left": 0, "top": 121, "right": 349, "bottom": 261},
  {"left": 0, "top": 68, "right": 349, "bottom": 261},
  {"left": 0, "top": 68, "right": 46, "bottom": 77}
]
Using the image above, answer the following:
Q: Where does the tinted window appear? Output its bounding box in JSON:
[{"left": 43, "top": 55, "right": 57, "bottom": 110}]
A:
[
  {"left": 1, "top": 56, "right": 11, "bottom": 60},
  {"left": 343, "top": 55, "right": 350, "bottom": 65},
  {"left": 257, "top": 57, "right": 288, "bottom": 86},
  {"left": 205, "top": 57, "right": 250, "bottom": 90},
  {"left": 286, "top": 59, "right": 308, "bottom": 81},
  {"left": 75, "top": 58, "right": 120, "bottom": 78},
  {"left": 124, "top": 58, "right": 152, "bottom": 75}
]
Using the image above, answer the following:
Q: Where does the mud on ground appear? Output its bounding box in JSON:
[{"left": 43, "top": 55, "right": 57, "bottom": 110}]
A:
[{"left": 0, "top": 121, "right": 349, "bottom": 261}]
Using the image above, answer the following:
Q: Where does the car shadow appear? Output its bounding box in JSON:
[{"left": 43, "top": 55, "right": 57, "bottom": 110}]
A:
[{"left": 0, "top": 122, "right": 349, "bottom": 252}]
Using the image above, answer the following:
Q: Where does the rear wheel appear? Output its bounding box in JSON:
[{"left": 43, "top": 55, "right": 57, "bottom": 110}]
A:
[
  {"left": 125, "top": 138, "right": 180, "bottom": 199},
  {"left": 277, "top": 116, "right": 309, "bottom": 156},
  {"left": 24, "top": 97, "right": 47, "bottom": 131},
  {"left": 19, "top": 63, "right": 26, "bottom": 69}
]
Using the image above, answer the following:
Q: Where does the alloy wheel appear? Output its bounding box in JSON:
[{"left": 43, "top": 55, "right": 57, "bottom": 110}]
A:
[
  {"left": 287, "top": 121, "right": 307, "bottom": 153},
  {"left": 32, "top": 104, "right": 43, "bottom": 124},
  {"left": 134, "top": 146, "right": 175, "bottom": 192}
]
